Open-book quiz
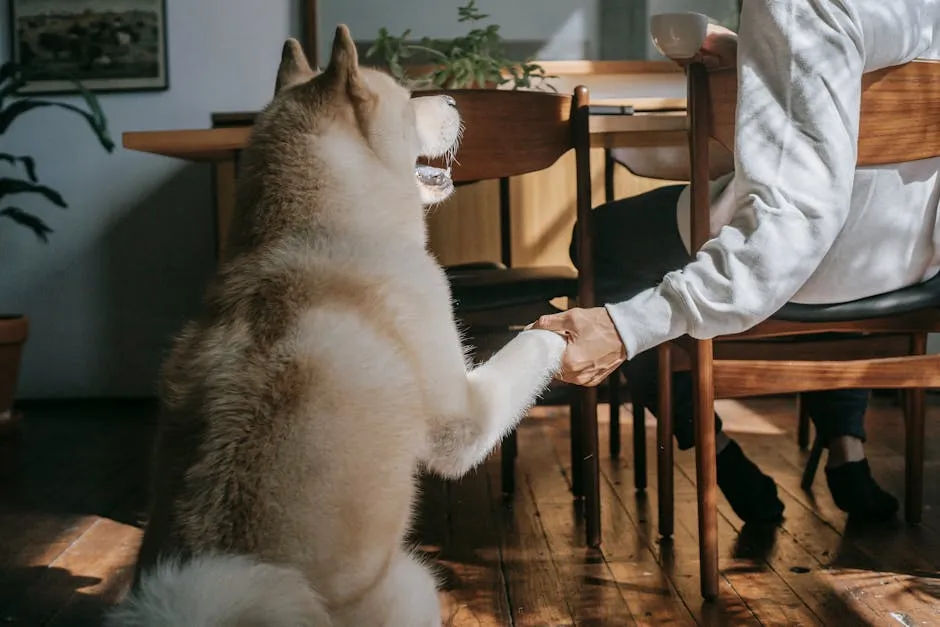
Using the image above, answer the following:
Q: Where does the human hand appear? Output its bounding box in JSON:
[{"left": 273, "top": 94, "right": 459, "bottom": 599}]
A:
[
  {"left": 676, "top": 23, "right": 738, "bottom": 70},
  {"left": 529, "top": 307, "right": 627, "bottom": 387}
]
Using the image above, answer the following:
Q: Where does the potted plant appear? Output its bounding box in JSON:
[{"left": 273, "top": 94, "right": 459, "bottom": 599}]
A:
[
  {"left": 365, "top": 0, "right": 556, "bottom": 90},
  {"left": 0, "top": 61, "right": 113, "bottom": 435}
]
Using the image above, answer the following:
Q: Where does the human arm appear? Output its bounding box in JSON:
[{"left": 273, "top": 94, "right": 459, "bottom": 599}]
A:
[
  {"left": 535, "top": 0, "right": 937, "bottom": 384},
  {"left": 605, "top": 0, "right": 940, "bottom": 359}
]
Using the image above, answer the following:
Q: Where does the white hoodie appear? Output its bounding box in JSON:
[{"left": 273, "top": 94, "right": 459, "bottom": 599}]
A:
[{"left": 607, "top": 0, "right": 940, "bottom": 358}]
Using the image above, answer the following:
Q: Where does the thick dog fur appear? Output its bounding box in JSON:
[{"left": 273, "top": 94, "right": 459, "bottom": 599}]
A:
[{"left": 105, "top": 25, "right": 566, "bottom": 627}]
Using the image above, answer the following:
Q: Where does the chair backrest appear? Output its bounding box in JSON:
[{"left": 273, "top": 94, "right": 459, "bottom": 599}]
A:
[
  {"left": 415, "top": 88, "right": 589, "bottom": 183},
  {"left": 688, "top": 59, "right": 940, "bottom": 249},
  {"left": 414, "top": 86, "right": 599, "bottom": 307}
]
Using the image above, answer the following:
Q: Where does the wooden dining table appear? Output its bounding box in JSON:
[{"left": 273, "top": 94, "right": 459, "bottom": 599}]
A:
[
  {"left": 122, "top": 108, "right": 687, "bottom": 160},
  {"left": 123, "top": 105, "right": 689, "bottom": 261}
]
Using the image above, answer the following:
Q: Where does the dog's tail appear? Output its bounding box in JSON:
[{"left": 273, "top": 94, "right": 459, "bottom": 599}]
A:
[{"left": 105, "top": 553, "right": 332, "bottom": 626}]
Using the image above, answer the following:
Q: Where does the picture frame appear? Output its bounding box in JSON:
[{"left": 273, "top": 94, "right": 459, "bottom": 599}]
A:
[{"left": 8, "top": 0, "right": 169, "bottom": 95}]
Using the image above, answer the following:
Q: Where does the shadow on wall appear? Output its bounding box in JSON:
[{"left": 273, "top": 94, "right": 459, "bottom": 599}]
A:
[
  {"left": 10, "top": 164, "right": 217, "bottom": 399},
  {"left": 100, "top": 164, "right": 217, "bottom": 396}
]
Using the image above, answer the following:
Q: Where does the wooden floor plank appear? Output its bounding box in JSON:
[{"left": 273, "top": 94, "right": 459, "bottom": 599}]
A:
[
  {"left": 42, "top": 487, "right": 144, "bottom": 627},
  {"left": 670, "top": 462, "right": 823, "bottom": 627},
  {"left": 540, "top": 407, "right": 762, "bottom": 627},
  {"left": 673, "top": 449, "right": 876, "bottom": 626},
  {"left": 0, "top": 408, "right": 150, "bottom": 623},
  {"left": 2, "top": 397, "right": 939, "bottom": 625},
  {"left": 533, "top": 417, "right": 696, "bottom": 627},
  {"left": 517, "top": 421, "right": 639, "bottom": 626},
  {"left": 723, "top": 416, "right": 940, "bottom": 625},
  {"left": 2, "top": 516, "right": 140, "bottom": 626},
  {"left": 440, "top": 465, "right": 512, "bottom": 627},
  {"left": 497, "top": 431, "right": 576, "bottom": 626}
]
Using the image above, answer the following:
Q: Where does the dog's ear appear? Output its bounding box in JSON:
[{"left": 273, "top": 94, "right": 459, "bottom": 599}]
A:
[
  {"left": 275, "top": 38, "right": 315, "bottom": 94},
  {"left": 325, "top": 24, "right": 369, "bottom": 102}
]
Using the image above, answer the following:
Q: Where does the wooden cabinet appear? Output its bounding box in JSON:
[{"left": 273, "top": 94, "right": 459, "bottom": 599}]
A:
[{"left": 426, "top": 149, "right": 681, "bottom": 268}]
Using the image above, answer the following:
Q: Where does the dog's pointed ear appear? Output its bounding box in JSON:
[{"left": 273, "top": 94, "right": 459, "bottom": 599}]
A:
[
  {"left": 275, "top": 38, "right": 315, "bottom": 94},
  {"left": 325, "top": 24, "right": 368, "bottom": 101}
]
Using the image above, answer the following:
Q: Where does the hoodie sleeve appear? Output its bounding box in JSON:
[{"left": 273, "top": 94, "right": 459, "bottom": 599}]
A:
[{"left": 606, "top": 0, "right": 938, "bottom": 358}]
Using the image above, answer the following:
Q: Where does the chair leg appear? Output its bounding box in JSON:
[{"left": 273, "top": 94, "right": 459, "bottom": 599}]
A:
[
  {"left": 582, "top": 386, "right": 602, "bottom": 547},
  {"left": 692, "top": 339, "right": 719, "bottom": 601},
  {"left": 657, "top": 343, "right": 674, "bottom": 539},
  {"left": 609, "top": 373, "right": 621, "bottom": 458},
  {"left": 501, "top": 428, "right": 518, "bottom": 496},
  {"left": 904, "top": 387, "right": 926, "bottom": 524},
  {"left": 570, "top": 392, "right": 584, "bottom": 499},
  {"left": 632, "top": 394, "right": 647, "bottom": 493},
  {"left": 800, "top": 434, "right": 825, "bottom": 491},
  {"left": 904, "top": 332, "right": 928, "bottom": 524},
  {"left": 797, "top": 393, "right": 812, "bottom": 450}
]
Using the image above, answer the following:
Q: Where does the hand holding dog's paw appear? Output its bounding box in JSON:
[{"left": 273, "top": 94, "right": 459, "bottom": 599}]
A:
[
  {"left": 518, "top": 327, "right": 568, "bottom": 371},
  {"left": 530, "top": 307, "right": 627, "bottom": 387}
]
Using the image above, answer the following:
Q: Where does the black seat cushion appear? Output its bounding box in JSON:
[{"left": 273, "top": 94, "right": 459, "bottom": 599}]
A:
[
  {"left": 445, "top": 261, "right": 507, "bottom": 276},
  {"left": 593, "top": 271, "right": 940, "bottom": 324},
  {"left": 448, "top": 263, "right": 940, "bottom": 322},
  {"left": 447, "top": 265, "right": 577, "bottom": 313},
  {"left": 773, "top": 271, "right": 940, "bottom": 322}
]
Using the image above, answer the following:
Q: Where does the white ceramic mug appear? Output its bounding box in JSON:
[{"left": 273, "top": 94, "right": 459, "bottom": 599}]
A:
[{"left": 649, "top": 12, "right": 709, "bottom": 60}]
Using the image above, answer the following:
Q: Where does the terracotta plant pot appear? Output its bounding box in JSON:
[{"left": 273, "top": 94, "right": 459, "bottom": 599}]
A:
[{"left": 0, "top": 315, "right": 28, "bottom": 436}]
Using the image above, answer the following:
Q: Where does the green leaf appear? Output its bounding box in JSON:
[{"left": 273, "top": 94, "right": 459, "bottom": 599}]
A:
[
  {"left": 454, "top": 62, "right": 471, "bottom": 88},
  {"left": 373, "top": 0, "right": 565, "bottom": 92},
  {"left": 0, "top": 99, "right": 114, "bottom": 152},
  {"left": 0, "top": 153, "right": 38, "bottom": 181},
  {"left": 409, "top": 44, "right": 449, "bottom": 61},
  {"left": 457, "top": 0, "right": 488, "bottom": 22},
  {"left": 1, "top": 206, "right": 53, "bottom": 242},
  {"left": 0, "top": 62, "right": 15, "bottom": 88},
  {"left": 0, "top": 177, "right": 67, "bottom": 208},
  {"left": 0, "top": 74, "right": 24, "bottom": 108},
  {"left": 1, "top": 65, "right": 113, "bottom": 150}
]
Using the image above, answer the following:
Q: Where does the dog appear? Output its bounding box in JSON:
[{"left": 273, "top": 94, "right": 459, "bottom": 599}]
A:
[{"left": 105, "top": 25, "right": 566, "bottom": 627}]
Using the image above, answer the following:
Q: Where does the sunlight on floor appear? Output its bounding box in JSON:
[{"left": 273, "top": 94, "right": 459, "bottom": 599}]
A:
[{"left": 529, "top": 399, "right": 786, "bottom": 436}]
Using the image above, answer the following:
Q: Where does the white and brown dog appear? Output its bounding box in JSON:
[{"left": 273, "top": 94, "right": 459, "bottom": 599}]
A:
[{"left": 105, "top": 24, "right": 565, "bottom": 627}]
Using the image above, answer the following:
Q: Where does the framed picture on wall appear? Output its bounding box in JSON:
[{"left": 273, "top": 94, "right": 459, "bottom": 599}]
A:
[{"left": 8, "top": 0, "right": 168, "bottom": 95}]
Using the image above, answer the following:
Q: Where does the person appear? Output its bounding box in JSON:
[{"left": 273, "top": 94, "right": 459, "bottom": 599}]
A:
[{"left": 533, "top": 0, "right": 940, "bottom": 523}]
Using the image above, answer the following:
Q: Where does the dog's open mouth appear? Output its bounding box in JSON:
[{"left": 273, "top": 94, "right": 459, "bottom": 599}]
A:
[{"left": 415, "top": 163, "right": 454, "bottom": 206}]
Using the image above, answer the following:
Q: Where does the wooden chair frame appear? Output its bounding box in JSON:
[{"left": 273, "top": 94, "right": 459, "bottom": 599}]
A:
[
  {"left": 663, "top": 60, "right": 940, "bottom": 600},
  {"left": 424, "top": 87, "right": 604, "bottom": 547}
]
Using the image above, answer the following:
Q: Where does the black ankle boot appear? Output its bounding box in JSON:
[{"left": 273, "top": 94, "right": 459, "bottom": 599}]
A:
[
  {"left": 825, "top": 459, "right": 898, "bottom": 522},
  {"left": 717, "top": 440, "right": 785, "bottom": 523}
]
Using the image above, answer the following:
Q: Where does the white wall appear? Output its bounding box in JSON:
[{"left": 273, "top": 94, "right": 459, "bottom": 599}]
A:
[
  {"left": 320, "top": 0, "right": 600, "bottom": 61},
  {"left": 0, "top": 0, "right": 302, "bottom": 398},
  {"left": 319, "top": 0, "right": 738, "bottom": 64}
]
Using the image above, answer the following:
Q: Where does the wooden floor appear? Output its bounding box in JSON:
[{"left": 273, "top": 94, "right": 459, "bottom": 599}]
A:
[{"left": 1, "top": 395, "right": 939, "bottom": 626}]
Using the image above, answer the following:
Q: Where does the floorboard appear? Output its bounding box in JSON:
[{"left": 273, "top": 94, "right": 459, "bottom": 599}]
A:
[{"left": 1, "top": 396, "right": 938, "bottom": 626}]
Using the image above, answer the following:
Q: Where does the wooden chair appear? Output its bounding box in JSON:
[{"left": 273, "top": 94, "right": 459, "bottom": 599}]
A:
[
  {"left": 602, "top": 139, "right": 735, "bottom": 492},
  {"left": 419, "top": 87, "right": 605, "bottom": 546},
  {"left": 658, "top": 59, "right": 940, "bottom": 600},
  {"left": 601, "top": 148, "right": 666, "bottom": 493},
  {"left": 602, "top": 124, "right": 859, "bottom": 505}
]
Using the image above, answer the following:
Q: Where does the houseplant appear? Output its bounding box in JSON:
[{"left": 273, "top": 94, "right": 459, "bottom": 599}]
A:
[
  {"left": 0, "top": 61, "right": 113, "bottom": 434},
  {"left": 365, "top": 0, "right": 556, "bottom": 90}
]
